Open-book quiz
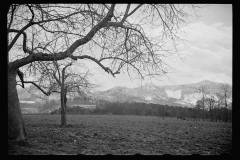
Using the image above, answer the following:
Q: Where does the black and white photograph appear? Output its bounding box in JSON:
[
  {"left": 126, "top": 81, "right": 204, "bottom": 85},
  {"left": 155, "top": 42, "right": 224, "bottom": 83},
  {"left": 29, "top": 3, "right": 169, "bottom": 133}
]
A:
[{"left": 8, "top": 4, "right": 232, "bottom": 155}]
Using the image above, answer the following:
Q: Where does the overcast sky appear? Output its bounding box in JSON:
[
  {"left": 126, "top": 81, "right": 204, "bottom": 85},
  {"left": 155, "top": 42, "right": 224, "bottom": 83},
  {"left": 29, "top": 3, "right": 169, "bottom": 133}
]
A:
[{"left": 87, "top": 4, "right": 232, "bottom": 90}]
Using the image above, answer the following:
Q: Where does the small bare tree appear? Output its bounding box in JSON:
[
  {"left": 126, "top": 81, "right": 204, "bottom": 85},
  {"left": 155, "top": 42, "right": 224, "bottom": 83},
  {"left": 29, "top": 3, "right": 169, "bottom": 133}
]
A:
[{"left": 34, "top": 60, "right": 96, "bottom": 126}]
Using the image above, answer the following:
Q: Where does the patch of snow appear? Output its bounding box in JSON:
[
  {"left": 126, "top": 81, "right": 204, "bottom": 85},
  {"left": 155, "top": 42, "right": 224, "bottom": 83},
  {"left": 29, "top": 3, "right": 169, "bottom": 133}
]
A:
[
  {"left": 145, "top": 95, "right": 152, "bottom": 101},
  {"left": 175, "top": 100, "right": 186, "bottom": 105},
  {"left": 165, "top": 90, "right": 181, "bottom": 99},
  {"left": 154, "top": 93, "right": 166, "bottom": 100},
  {"left": 182, "top": 93, "right": 202, "bottom": 105},
  {"left": 175, "top": 100, "right": 195, "bottom": 108},
  {"left": 20, "top": 101, "right": 35, "bottom": 104},
  {"left": 71, "top": 104, "right": 96, "bottom": 109}
]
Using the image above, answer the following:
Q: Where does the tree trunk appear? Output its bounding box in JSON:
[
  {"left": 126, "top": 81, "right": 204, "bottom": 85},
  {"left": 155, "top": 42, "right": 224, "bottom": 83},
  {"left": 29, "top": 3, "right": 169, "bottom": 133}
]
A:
[
  {"left": 8, "top": 70, "right": 27, "bottom": 140},
  {"left": 202, "top": 96, "right": 205, "bottom": 121},
  {"left": 60, "top": 90, "right": 67, "bottom": 126}
]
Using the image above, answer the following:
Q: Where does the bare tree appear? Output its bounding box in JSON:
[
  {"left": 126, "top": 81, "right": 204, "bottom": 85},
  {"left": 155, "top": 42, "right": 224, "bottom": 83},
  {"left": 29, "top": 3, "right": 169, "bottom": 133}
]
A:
[
  {"left": 195, "top": 100, "right": 203, "bottom": 121},
  {"left": 8, "top": 4, "right": 202, "bottom": 140},
  {"left": 216, "top": 84, "right": 232, "bottom": 122},
  {"left": 197, "top": 85, "right": 208, "bottom": 121},
  {"left": 206, "top": 94, "right": 217, "bottom": 122},
  {"left": 38, "top": 60, "right": 96, "bottom": 126}
]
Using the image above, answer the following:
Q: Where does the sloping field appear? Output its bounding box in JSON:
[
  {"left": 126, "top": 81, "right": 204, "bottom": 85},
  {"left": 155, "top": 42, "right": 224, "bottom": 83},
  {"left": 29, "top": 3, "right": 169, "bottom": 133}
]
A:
[{"left": 8, "top": 115, "right": 232, "bottom": 155}]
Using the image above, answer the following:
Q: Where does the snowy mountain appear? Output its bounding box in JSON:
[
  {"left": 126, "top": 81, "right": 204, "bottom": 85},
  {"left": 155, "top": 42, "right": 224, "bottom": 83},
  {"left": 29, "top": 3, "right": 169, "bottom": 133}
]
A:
[
  {"left": 17, "top": 80, "right": 232, "bottom": 109},
  {"left": 93, "top": 80, "right": 232, "bottom": 107}
]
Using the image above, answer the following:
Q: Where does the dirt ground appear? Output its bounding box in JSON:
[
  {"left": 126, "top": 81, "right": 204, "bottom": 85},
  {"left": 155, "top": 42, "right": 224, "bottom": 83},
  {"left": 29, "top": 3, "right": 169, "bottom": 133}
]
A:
[{"left": 8, "top": 114, "right": 232, "bottom": 155}]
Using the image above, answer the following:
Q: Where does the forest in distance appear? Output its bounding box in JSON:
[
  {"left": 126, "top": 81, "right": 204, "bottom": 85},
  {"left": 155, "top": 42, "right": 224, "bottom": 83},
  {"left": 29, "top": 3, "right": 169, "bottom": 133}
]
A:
[{"left": 28, "top": 97, "right": 232, "bottom": 123}]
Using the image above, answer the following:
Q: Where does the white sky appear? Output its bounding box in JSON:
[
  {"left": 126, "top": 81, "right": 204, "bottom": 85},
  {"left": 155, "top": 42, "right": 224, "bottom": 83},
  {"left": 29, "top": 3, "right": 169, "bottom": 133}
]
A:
[{"left": 86, "top": 4, "right": 232, "bottom": 90}]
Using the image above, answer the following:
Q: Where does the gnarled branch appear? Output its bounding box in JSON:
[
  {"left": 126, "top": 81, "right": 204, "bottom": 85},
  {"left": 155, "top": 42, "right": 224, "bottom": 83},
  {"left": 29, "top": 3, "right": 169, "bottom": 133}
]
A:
[{"left": 70, "top": 55, "right": 120, "bottom": 77}]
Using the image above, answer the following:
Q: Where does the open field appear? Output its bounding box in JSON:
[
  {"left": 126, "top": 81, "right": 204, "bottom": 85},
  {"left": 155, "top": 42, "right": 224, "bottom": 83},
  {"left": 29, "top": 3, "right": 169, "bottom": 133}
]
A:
[{"left": 8, "top": 115, "right": 232, "bottom": 155}]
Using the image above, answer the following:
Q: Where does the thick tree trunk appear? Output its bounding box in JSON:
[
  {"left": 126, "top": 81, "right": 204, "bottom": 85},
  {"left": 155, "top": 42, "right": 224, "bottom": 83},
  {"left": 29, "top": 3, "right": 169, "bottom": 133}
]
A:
[{"left": 8, "top": 70, "right": 27, "bottom": 140}]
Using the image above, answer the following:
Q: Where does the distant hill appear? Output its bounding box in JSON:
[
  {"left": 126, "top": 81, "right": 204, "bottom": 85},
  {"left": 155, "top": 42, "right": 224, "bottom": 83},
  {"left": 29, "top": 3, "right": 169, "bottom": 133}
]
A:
[
  {"left": 17, "top": 80, "right": 232, "bottom": 112},
  {"left": 93, "top": 80, "right": 232, "bottom": 107}
]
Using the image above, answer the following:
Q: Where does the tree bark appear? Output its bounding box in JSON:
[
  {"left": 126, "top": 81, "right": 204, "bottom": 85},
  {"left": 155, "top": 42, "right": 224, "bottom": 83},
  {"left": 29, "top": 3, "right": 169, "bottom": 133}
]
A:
[
  {"left": 60, "top": 89, "right": 67, "bottom": 126},
  {"left": 8, "top": 70, "right": 27, "bottom": 140}
]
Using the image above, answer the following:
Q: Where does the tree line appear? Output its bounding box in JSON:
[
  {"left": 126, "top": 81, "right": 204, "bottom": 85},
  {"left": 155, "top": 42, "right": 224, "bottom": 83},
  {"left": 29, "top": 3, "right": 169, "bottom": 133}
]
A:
[
  {"left": 50, "top": 100, "right": 231, "bottom": 122},
  {"left": 194, "top": 83, "right": 232, "bottom": 122}
]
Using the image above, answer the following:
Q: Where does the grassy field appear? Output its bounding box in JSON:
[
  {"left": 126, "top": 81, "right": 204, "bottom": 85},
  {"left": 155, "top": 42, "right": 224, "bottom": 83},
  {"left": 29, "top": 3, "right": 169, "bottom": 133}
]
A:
[{"left": 8, "top": 114, "right": 232, "bottom": 155}]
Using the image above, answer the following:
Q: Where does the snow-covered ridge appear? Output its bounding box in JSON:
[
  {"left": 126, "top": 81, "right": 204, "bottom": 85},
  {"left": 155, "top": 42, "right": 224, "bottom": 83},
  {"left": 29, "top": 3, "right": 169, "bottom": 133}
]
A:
[
  {"left": 182, "top": 93, "right": 202, "bottom": 105},
  {"left": 165, "top": 90, "right": 181, "bottom": 99},
  {"left": 94, "top": 80, "right": 232, "bottom": 107},
  {"left": 18, "top": 80, "right": 232, "bottom": 108}
]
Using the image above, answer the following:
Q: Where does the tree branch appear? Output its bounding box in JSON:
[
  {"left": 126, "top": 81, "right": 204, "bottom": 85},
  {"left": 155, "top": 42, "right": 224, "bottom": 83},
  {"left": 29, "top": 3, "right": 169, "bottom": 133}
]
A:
[
  {"left": 7, "top": 5, "right": 16, "bottom": 30},
  {"left": 23, "top": 81, "right": 50, "bottom": 96},
  {"left": 8, "top": 20, "right": 33, "bottom": 52},
  {"left": 121, "top": 4, "right": 131, "bottom": 23},
  {"left": 27, "top": 4, "right": 35, "bottom": 22},
  {"left": 8, "top": 5, "right": 100, "bottom": 52},
  {"left": 62, "top": 62, "right": 73, "bottom": 83},
  {"left": 8, "top": 29, "right": 28, "bottom": 53},
  {"left": 127, "top": 4, "right": 143, "bottom": 17},
  {"left": 17, "top": 69, "right": 24, "bottom": 88},
  {"left": 99, "top": 56, "right": 143, "bottom": 79},
  {"left": 52, "top": 61, "right": 62, "bottom": 85},
  {"left": 8, "top": 4, "right": 116, "bottom": 71},
  {"left": 70, "top": 55, "right": 120, "bottom": 77}
]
